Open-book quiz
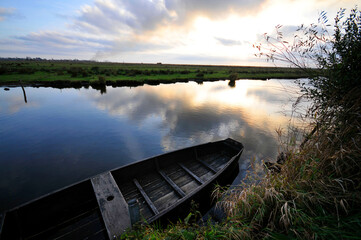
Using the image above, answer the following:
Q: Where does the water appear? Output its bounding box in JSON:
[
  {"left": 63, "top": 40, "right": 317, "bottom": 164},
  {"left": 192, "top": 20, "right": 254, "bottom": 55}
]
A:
[{"left": 0, "top": 79, "right": 305, "bottom": 212}]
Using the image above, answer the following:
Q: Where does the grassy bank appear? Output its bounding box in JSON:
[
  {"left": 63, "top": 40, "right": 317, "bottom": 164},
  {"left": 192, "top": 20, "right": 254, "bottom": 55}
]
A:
[{"left": 0, "top": 60, "right": 308, "bottom": 86}]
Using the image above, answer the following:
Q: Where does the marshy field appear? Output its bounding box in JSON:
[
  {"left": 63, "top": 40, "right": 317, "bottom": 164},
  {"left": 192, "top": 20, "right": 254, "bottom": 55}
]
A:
[{"left": 0, "top": 59, "right": 308, "bottom": 87}]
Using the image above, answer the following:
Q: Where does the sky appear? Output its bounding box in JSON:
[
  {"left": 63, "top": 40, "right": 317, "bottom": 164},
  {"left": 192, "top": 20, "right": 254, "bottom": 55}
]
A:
[{"left": 0, "top": 0, "right": 357, "bottom": 65}]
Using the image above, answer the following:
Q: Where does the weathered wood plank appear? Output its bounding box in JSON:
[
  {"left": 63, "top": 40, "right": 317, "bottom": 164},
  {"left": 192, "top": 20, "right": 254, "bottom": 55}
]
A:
[
  {"left": 133, "top": 178, "right": 159, "bottom": 215},
  {"left": 178, "top": 163, "right": 204, "bottom": 184},
  {"left": 143, "top": 182, "right": 175, "bottom": 205},
  {"left": 137, "top": 173, "right": 163, "bottom": 189},
  {"left": 139, "top": 174, "right": 168, "bottom": 194},
  {"left": 199, "top": 172, "right": 215, "bottom": 182},
  {"left": 180, "top": 181, "right": 200, "bottom": 194},
  {"left": 91, "top": 172, "right": 131, "bottom": 239},
  {"left": 164, "top": 166, "right": 198, "bottom": 191},
  {"left": 202, "top": 153, "right": 230, "bottom": 169},
  {"left": 197, "top": 159, "right": 217, "bottom": 173},
  {"left": 118, "top": 183, "right": 154, "bottom": 220},
  {"left": 184, "top": 160, "right": 211, "bottom": 179},
  {"left": 158, "top": 170, "right": 186, "bottom": 197},
  {"left": 164, "top": 165, "right": 185, "bottom": 180},
  {"left": 153, "top": 192, "right": 179, "bottom": 212}
]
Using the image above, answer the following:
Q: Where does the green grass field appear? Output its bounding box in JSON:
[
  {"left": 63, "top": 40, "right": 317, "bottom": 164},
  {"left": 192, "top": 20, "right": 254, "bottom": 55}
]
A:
[{"left": 0, "top": 60, "right": 308, "bottom": 86}]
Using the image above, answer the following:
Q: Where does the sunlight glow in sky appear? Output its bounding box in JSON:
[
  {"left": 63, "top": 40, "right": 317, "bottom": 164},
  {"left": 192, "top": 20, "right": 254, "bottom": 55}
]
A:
[{"left": 0, "top": 0, "right": 356, "bottom": 65}]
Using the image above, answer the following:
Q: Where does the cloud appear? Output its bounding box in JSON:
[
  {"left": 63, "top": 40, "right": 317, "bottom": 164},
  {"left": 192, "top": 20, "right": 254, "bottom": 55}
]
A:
[
  {"left": 173, "top": 54, "right": 241, "bottom": 65},
  {"left": 0, "top": 31, "right": 112, "bottom": 58},
  {"left": 0, "top": 7, "right": 17, "bottom": 21},
  {"left": 164, "top": 0, "right": 264, "bottom": 21},
  {"left": 215, "top": 37, "right": 246, "bottom": 46},
  {"left": 73, "top": 0, "right": 171, "bottom": 35},
  {"left": 16, "top": 31, "right": 111, "bottom": 49},
  {"left": 0, "top": 0, "right": 269, "bottom": 62},
  {"left": 74, "top": 0, "right": 267, "bottom": 35},
  {"left": 84, "top": 82, "right": 281, "bottom": 156},
  {"left": 69, "top": 0, "right": 269, "bottom": 61}
]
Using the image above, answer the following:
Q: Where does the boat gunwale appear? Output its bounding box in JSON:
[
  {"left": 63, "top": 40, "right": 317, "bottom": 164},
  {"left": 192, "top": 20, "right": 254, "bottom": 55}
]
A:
[{"left": 109, "top": 138, "right": 241, "bottom": 176}]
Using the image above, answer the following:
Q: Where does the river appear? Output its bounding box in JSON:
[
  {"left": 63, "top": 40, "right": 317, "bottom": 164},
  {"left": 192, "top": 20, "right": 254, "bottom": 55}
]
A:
[{"left": 0, "top": 79, "right": 306, "bottom": 211}]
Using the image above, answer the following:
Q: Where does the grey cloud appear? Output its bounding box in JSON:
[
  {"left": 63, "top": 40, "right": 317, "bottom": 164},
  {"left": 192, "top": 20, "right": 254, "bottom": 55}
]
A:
[
  {"left": 75, "top": 0, "right": 171, "bottom": 34},
  {"left": 0, "top": 32, "right": 112, "bottom": 58},
  {"left": 114, "top": 39, "right": 171, "bottom": 53},
  {"left": 173, "top": 54, "right": 239, "bottom": 64},
  {"left": 91, "top": 37, "right": 176, "bottom": 60},
  {"left": 215, "top": 37, "right": 246, "bottom": 46},
  {"left": 70, "top": 0, "right": 268, "bottom": 60},
  {"left": 165, "top": 0, "right": 264, "bottom": 21},
  {"left": 16, "top": 32, "right": 112, "bottom": 48},
  {"left": 1, "top": 0, "right": 269, "bottom": 60},
  {"left": 0, "top": 7, "right": 18, "bottom": 21},
  {"left": 75, "top": 0, "right": 267, "bottom": 35}
]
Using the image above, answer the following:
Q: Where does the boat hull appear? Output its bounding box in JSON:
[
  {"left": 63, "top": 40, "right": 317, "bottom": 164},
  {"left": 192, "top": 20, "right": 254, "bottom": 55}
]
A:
[{"left": 0, "top": 138, "right": 244, "bottom": 240}]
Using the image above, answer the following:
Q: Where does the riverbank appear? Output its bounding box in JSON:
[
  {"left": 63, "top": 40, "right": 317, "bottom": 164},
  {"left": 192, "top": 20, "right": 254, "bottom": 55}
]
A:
[{"left": 0, "top": 60, "right": 309, "bottom": 87}]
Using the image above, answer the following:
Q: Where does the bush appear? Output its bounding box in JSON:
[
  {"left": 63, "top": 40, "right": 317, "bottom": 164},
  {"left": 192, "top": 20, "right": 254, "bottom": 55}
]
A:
[
  {"left": 0, "top": 67, "right": 10, "bottom": 75},
  {"left": 229, "top": 72, "right": 238, "bottom": 81},
  {"left": 56, "top": 70, "right": 64, "bottom": 76},
  {"left": 91, "top": 66, "right": 99, "bottom": 74},
  {"left": 67, "top": 67, "right": 84, "bottom": 77},
  {"left": 98, "top": 76, "right": 106, "bottom": 84},
  {"left": 196, "top": 72, "right": 204, "bottom": 78},
  {"left": 18, "top": 67, "right": 35, "bottom": 74}
]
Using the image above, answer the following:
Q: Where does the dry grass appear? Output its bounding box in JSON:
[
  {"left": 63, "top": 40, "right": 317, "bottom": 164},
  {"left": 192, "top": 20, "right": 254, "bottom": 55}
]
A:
[{"left": 216, "top": 87, "right": 361, "bottom": 239}]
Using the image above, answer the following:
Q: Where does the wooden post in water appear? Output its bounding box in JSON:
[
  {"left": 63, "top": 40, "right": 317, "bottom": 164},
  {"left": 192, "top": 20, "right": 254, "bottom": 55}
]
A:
[
  {"left": 19, "top": 80, "right": 27, "bottom": 103},
  {"left": 128, "top": 199, "right": 140, "bottom": 225}
]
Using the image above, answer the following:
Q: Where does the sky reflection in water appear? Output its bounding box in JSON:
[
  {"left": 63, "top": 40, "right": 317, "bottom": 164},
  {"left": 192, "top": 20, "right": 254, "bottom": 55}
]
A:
[{"left": 0, "top": 79, "right": 304, "bottom": 211}]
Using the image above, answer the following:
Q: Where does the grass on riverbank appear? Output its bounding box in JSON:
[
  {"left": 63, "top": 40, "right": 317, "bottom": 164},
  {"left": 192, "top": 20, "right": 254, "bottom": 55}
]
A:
[
  {"left": 0, "top": 60, "right": 308, "bottom": 86},
  {"left": 120, "top": 88, "right": 361, "bottom": 239}
]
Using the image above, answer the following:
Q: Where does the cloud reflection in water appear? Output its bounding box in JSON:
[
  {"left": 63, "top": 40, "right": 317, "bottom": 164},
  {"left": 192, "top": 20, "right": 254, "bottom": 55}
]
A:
[{"left": 84, "top": 80, "right": 302, "bottom": 162}]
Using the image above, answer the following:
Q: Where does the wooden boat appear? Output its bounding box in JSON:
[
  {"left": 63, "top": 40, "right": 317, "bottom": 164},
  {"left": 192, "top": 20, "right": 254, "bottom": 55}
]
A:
[{"left": 0, "top": 138, "right": 243, "bottom": 240}]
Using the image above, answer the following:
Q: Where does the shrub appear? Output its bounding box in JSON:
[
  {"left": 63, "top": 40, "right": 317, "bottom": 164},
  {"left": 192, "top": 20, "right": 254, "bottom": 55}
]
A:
[
  {"left": 180, "top": 70, "right": 190, "bottom": 74},
  {"left": 98, "top": 76, "right": 106, "bottom": 84},
  {"left": 91, "top": 66, "right": 99, "bottom": 74},
  {"left": 196, "top": 72, "right": 204, "bottom": 78},
  {"left": 229, "top": 72, "right": 238, "bottom": 81},
  {"left": 0, "top": 67, "right": 10, "bottom": 75},
  {"left": 67, "top": 67, "right": 84, "bottom": 77},
  {"left": 18, "top": 67, "right": 35, "bottom": 74}
]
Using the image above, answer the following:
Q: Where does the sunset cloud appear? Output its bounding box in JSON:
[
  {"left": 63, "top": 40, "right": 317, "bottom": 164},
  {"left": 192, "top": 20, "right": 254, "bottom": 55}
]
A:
[
  {"left": 0, "top": 0, "right": 357, "bottom": 64},
  {"left": 73, "top": 0, "right": 266, "bottom": 35}
]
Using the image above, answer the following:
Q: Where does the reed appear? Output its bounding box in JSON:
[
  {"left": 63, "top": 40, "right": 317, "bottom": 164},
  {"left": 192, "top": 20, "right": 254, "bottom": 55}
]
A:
[{"left": 215, "top": 87, "right": 361, "bottom": 239}]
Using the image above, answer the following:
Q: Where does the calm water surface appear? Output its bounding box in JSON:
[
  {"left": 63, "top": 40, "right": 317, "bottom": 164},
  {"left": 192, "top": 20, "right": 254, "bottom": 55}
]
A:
[{"left": 0, "top": 79, "right": 304, "bottom": 211}]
